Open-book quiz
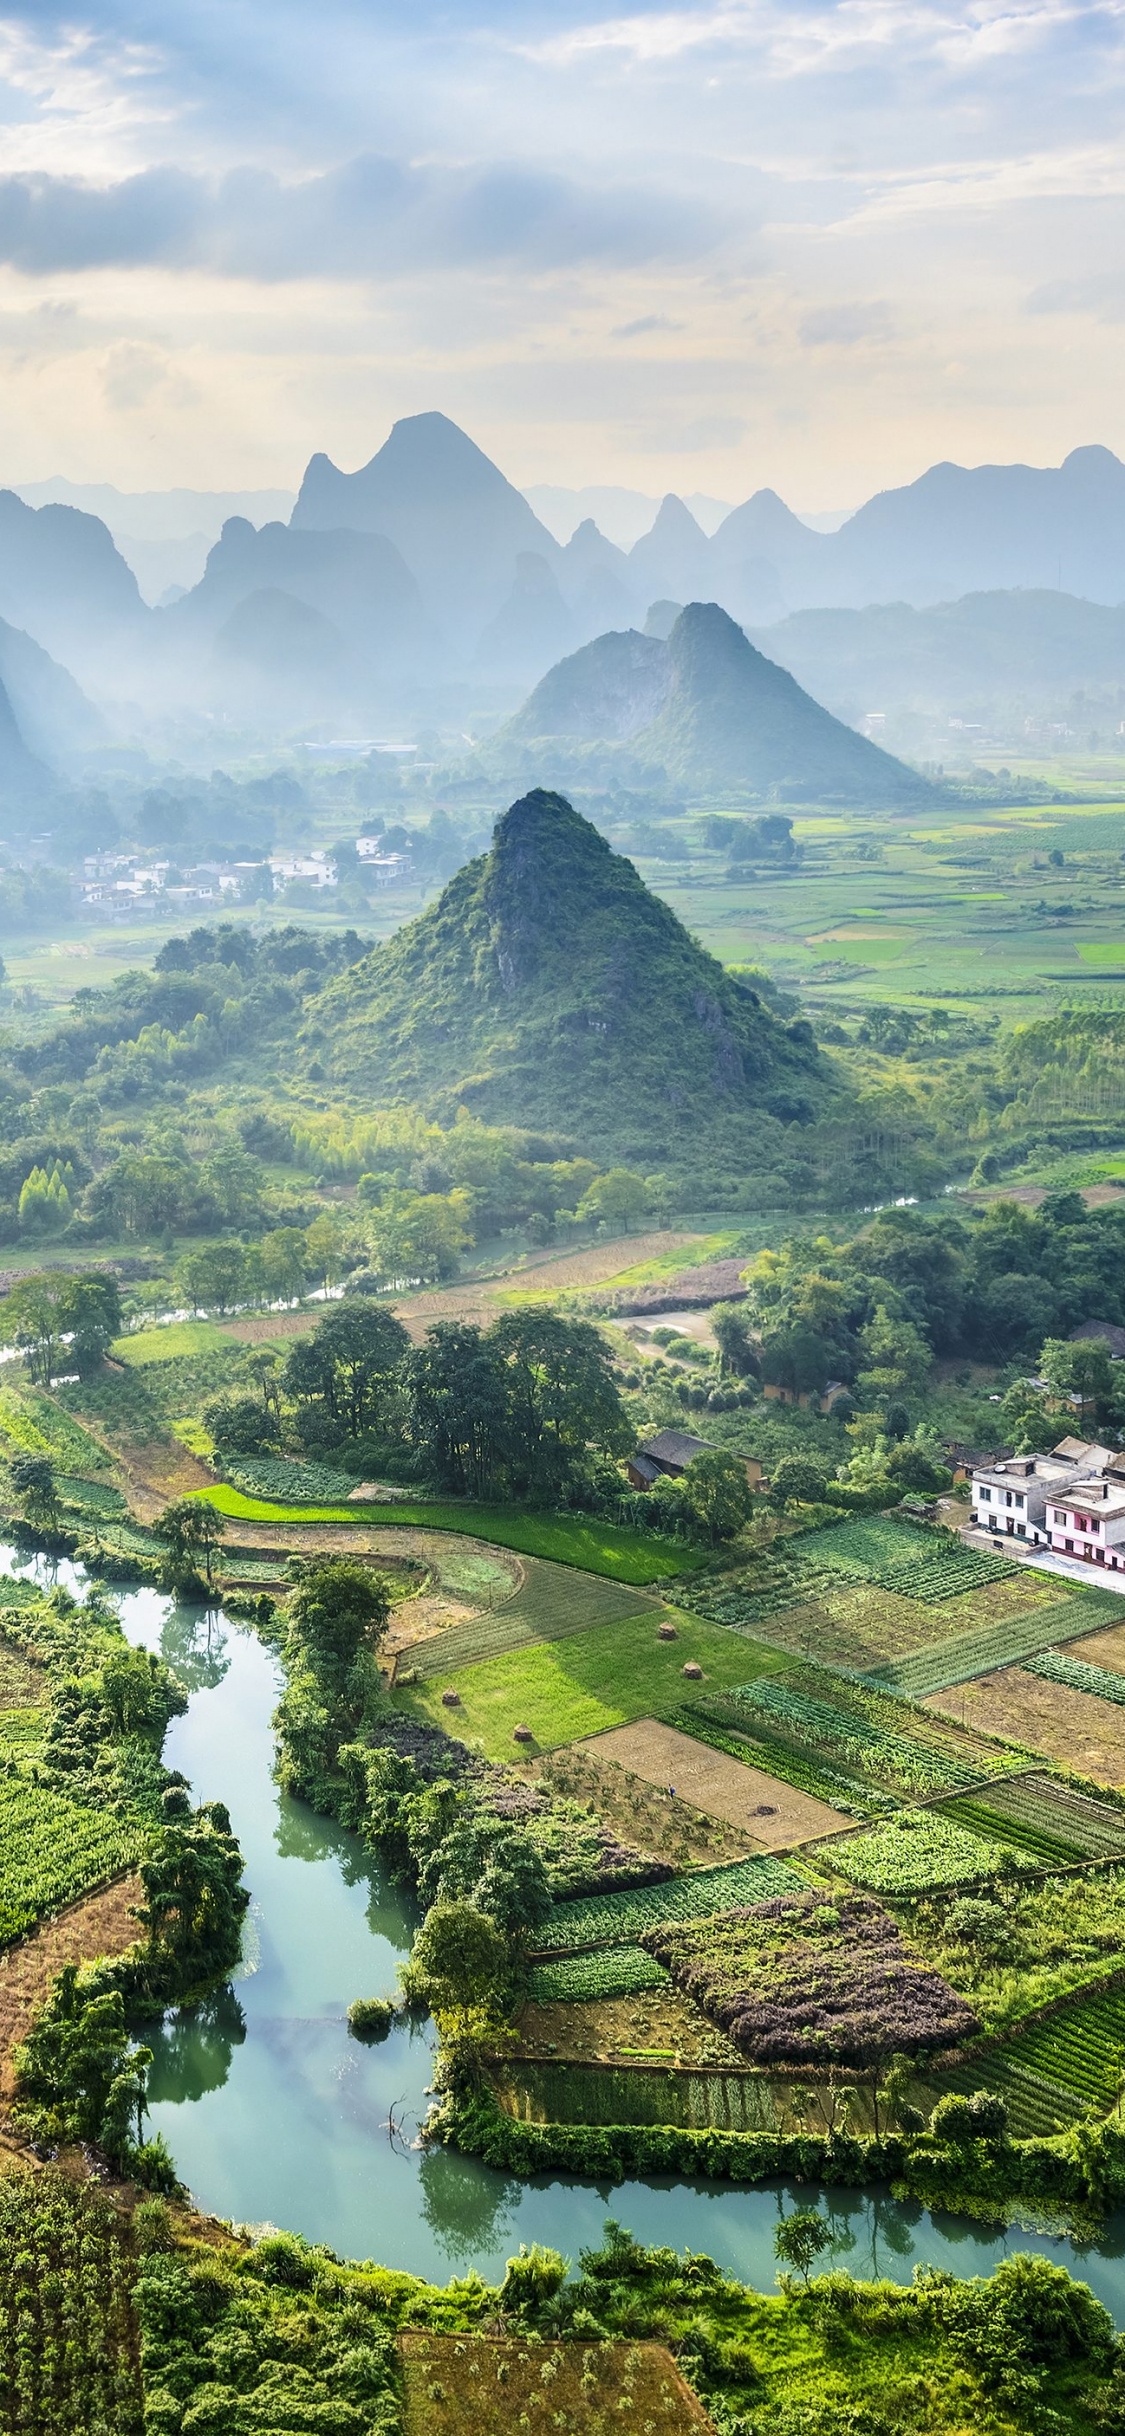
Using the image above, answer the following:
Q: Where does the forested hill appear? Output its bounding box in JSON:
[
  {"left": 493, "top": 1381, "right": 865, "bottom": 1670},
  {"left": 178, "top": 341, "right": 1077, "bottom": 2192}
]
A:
[{"left": 299, "top": 788, "right": 836, "bottom": 1163}]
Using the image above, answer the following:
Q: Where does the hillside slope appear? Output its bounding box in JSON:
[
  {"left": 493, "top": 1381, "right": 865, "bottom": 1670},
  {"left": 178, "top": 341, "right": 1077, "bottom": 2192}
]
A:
[
  {"left": 496, "top": 603, "right": 932, "bottom": 804},
  {"left": 301, "top": 789, "right": 833, "bottom": 1162}
]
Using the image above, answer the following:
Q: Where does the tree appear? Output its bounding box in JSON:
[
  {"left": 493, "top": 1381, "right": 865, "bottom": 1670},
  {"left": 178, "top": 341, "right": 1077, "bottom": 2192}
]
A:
[
  {"left": 1040, "top": 1336, "right": 1117, "bottom": 1427},
  {"left": 366, "top": 1188, "right": 472, "bottom": 1286},
  {"left": 99, "top": 1647, "right": 187, "bottom": 1741},
  {"left": 489, "top": 1308, "right": 631, "bottom": 1501},
  {"left": 304, "top": 1208, "right": 363, "bottom": 1292},
  {"left": 774, "top": 2208, "right": 832, "bottom": 2289},
  {"left": 1000, "top": 1380, "right": 1058, "bottom": 1454},
  {"left": 575, "top": 1167, "right": 653, "bottom": 1235},
  {"left": 404, "top": 1901, "right": 508, "bottom": 2032},
  {"left": 10, "top": 1449, "right": 58, "bottom": 1526},
  {"left": 154, "top": 1496, "right": 226, "bottom": 1586},
  {"left": 203, "top": 1394, "right": 279, "bottom": 1457},
  {"left": 711, "top": 1303, "right": 758, "bottom": 1377},
  {"left": 759, "top": 1325, "right": 833, "bottom": 1400},
  {"left": 134, "top": 1805, "right": 249, "bottom": 1985},
  {"left": 681, "top": 1449, "right": 755, "bottom": 1542},
  {"left": 407, "top": 1321, "right": 511, "bottom": 1497},
  {"left": 768, "top": 1453, "right": 830, "bottom": 1512},
  {"left": 286, "top": 1558, "right": 392, "bottom": 1678},
  {"left": 856, "top": 1304, "right": 931, "bottom": 1403},
  {"left": 283, "top": 1300, "right": 410, "bottom": 1442},
  {"left": 176, "top": 1241, "right": 246, "bottom": 1316},
  {"left": 59, "top": 1271, "right": 121, "bottom": 1373},
  {"left": 13, "top": 1964, "right": 152, "bottom": 2163},
  {"left": 1, "top": 1273, "right": 68, "bottom": 1386},
  {"left": 259, "top": 1227, "right": 310, "bottom": 1306}
]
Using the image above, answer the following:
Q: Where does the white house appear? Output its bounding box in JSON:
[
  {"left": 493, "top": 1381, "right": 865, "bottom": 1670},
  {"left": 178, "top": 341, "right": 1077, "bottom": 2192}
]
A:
[
  {"left": 1043, "top": 1475, "right": 1125, "bottom": 1569},
  {"left": 970, "top": 1439, "right": 1123, "bottom": 1546}
]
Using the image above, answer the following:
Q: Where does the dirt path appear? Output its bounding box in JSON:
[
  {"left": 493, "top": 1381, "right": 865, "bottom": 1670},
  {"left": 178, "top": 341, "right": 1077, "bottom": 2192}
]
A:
[{"left": 0, "top": 1876, "right": 143, "bottom": 2118}]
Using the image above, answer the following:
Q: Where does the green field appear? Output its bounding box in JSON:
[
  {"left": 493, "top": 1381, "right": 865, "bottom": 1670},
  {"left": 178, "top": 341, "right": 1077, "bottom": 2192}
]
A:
[
  {"left": 399, "top": 1610, "right": 788, "bottom": 1755},
  {"left": 192, "top": 1484, "right": 698, "bottom": 1581},
  {"left": 402, "top": 1562, "right": 654, "bottom": 1679},
  {"left": 113, "top": 1321, "right": 236, "bottom": 1365},
  {"left": 0, "top": 1778, "right": 142, "bottom": 1943},
  {"left": 531, "top": 1854, "right": 806, "bottom": 1954}
]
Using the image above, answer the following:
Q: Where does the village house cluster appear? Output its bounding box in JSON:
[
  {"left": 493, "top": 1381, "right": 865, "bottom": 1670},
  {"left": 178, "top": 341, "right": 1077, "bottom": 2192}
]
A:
[{"left": 971, "top": 1437, "right": 1125, "bottom": 1568}]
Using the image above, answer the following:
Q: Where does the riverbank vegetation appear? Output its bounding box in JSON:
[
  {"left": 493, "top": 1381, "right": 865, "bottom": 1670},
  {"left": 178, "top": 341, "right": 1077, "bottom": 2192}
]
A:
[{"left": 6, "top": 2175, "right": 1124, "bottom": 2436}]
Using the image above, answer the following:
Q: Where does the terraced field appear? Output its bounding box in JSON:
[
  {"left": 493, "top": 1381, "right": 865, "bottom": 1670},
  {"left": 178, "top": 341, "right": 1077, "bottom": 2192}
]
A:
[
  {"left": 401, "top": 1560, "right": 654, "bottom": 1680},
  {"left": 867, "top": 1589, "right": 1125, "bottom": 1698}
]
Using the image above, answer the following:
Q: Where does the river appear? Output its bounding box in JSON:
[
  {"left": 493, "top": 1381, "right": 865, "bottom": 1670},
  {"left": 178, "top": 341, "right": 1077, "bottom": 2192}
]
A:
[{"left": 9, "top": 1550, "right": 1125, "bottom": 2310}]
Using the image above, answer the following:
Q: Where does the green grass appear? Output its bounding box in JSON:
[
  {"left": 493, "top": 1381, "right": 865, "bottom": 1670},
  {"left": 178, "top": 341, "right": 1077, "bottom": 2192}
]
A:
[
  {"left": 398, "top": 1610, "right": 788, "bottom": 1756},
  {"left": 190, "top": 1484, "right": 698, "bottom": 1581},
  {"left": 112, "top": 1321, "right": 235, "bottom": 1365}
]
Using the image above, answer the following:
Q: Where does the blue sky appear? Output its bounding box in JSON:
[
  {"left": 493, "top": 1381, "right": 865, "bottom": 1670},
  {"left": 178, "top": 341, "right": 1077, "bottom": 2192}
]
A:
[{"left": 0, "top": 0, "right": 1120, "bottom": 502}]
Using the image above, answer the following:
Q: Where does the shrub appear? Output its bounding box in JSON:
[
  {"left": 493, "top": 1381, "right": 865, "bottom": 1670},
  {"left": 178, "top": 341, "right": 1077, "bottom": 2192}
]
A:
[{"left": 347, "top": 1995, "right": 395, "bottom": 2041}]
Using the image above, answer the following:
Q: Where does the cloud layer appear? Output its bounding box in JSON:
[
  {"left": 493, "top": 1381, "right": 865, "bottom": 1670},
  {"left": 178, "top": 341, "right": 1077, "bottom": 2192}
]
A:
[{"left": 0, "top": 0, "right": 1119, "bottom": 499}]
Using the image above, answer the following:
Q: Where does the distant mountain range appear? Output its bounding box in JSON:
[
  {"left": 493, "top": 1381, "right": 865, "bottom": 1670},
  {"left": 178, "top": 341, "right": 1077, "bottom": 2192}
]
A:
[
  {"left": 2, "top": 416, "right": 1125, "bottom": 756},
  {"left": 301, "top": 787, "right": 832, "bottom": 1159}
]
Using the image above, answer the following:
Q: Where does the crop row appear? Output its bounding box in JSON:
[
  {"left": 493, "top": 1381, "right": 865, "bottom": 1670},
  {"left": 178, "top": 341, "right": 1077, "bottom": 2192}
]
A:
[
  {"left": 869, "top": 1591, "right": 1125, "bottom": 1699},
  {"left": 0, "top": 1779, "right": 141, "bottom": 1944},
  {"left": 712, "top": 1671, "right": 1010, "bottom": 1799},
  {"left": 937, "top": 1796, "right": 1083, "bottom": 1868},
  {"left": 527, "top": 1947, "right": 669, "bottom": 2003},
  {"left": 1026, "top": 1648, "right": 1125, "bottom": 1708},
  {"left": 820, "top": 1808, "right": 1007, "bottom": 1893},
  {"left": 981, "top": 1771, "right": 1125, "bottom": 1857},
  {"left": 1008, "top": 1982, "right": 1125, "bottom": 2106},
  {"left": 928, "top": 2053, "right": 1090, "bottom": 2139},
  {"left": 530, "top": 1855, "right": 806, "bottom": 1954},
  {"left": 791, "top": 1517, "right": 1018, "bottom": 1603}
]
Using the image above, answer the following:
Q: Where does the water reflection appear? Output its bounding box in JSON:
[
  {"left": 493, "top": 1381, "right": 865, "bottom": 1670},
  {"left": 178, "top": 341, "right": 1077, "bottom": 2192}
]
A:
[
  {"left": 147, "top": 1986, "right": 248, "bottom": 2104},
  {"left": 158, "top": 1601, "right": 231, "bottom": 1694},
  {"left": 417, "top": 2144, "right": 523, "bottom": 2266}
]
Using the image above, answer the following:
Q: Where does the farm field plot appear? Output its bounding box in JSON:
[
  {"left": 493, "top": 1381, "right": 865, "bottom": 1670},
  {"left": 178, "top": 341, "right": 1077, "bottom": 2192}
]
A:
[
  {"left": 527, "top": 1946, "right": 669, "bottom": 2003},
  {"left": 644, "top": 1889, "right": 978, "bottom": 2065},
  {"left": 789, "top": 1517, "right": 1018, "bottom": 1602},
  {"left": 531, "top": 1854, "right": 806, "bottom": 1953},
  {"left": 1068, "top": 1619, "right": 1125, "bottom": 1674},
  {"left": 227, "top": 1455, "right": 369, "bottom": 1501},
  {"left": 819, "top": 1808, "right": 1008, "bottom": 1892},
  {"left": 579, "top": 1719, "right": 852, "bottom": 1846},
  {"left": 0, "top": 1780, "right": 142, "bottom": 1944},
  {"left": 401, "top": 1563, "right": 653, "bottom": 1680},
  {"left": 926, "top": 1666, "right": 1125, "bottom": 1786},
  {"left": 866, "top": 1588, "right": 1123, "bottom": 1698},
  {"left": 1027, "top": 1648, "right": 1125, "bottom": 1706},
  {"left": 936, "top": 1793, "right": 1084, "bottom": 1867},
  {"left": 709, "top": 1665, "right": 1026, "bottom": 1800},
  {"left": 514, "top": 1979, "right": 743, "bottom": 2066},
  {"left": 400, "top": 2333, "right": 711, "bottom": 2436},
  {"left": 967, "top": 1770, "right": 1125, "bottom": 1856},
  {"left": 665, "top": 1704, "right": 896, "bottom": 1818},
  {"left": 399, "top": 1612, "right": 787, "bottom": 1758},
  {"left": 539, "top": 1743, "right": 747, "bottom": 1868},
  {"left": 0, "top": 1877, "right": 143, "bottom": 2107},
  {"left": 929, "top": 1983, "right": 1125, "bottom": 2134},
  {"left": 112, "top": 1320, "right": 237, "bottom": 1365}
]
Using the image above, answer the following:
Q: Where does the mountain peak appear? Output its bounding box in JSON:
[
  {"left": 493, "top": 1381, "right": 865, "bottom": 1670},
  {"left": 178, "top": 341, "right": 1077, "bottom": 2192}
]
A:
[{"left": 301, "top": 787, "right": 829, "bottom": 1161}]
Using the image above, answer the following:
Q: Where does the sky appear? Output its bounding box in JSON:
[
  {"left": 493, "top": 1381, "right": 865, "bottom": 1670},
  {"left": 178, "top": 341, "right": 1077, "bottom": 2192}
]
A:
[{"left": 0, "top": 0, "right": 1121, "bottom": 507}]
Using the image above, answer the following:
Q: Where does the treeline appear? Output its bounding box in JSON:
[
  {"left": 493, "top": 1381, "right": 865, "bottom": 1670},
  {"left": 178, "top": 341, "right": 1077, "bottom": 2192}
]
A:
[{"left": 736, "top": 1190, "right": 1125, "bottom": 1397}]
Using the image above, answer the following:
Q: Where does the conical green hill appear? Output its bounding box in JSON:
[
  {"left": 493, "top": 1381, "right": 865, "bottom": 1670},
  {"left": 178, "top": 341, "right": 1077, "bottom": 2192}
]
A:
[{"left": 301, "top": 789, "right": 833, "bottom": 1162}]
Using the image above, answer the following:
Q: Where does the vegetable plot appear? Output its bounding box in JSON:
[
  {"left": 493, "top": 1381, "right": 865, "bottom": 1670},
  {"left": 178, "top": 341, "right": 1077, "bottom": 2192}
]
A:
[
  {"left": 527, "top": 1947, "right": 669, "bottom": 2003},
  {"left": 821, "top": 1808, "right": 1007, "bottom": 1893},
  {"left": 710, "top": 1666, "right": 1018, "bottom": 1800},
  {"left": 0, "top": 1778, "right": 141, "bottom": 1944},
  {"left": 870, "top": 1591, "right": 1124, "bottom": 1698},
  {"left": 1027, "top": 1648, "right": 1125, "bottom": 1708},
  {"left": 531, "top": 1855, "right": 806, "bottom": 1954},
  {"left": 793, "top": 1518, "right": 1018, "bottom": 1602},
  {"left": 0, "top": 2172, "right": 144, "bottom": 2436}
]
